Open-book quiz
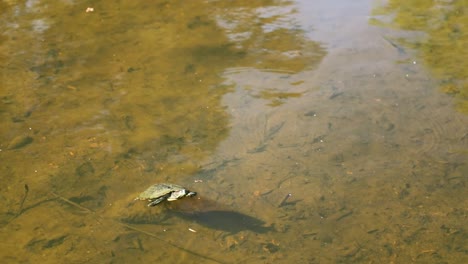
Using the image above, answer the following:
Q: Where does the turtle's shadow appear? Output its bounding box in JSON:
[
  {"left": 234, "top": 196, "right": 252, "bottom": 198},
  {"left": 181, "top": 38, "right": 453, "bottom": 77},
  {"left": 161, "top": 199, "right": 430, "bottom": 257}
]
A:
[
  {"left": 162, "top": 196, "right": 273, "bottom": 234},
  {"left": 168, "top": 209, "right": 273, "bottom": 234},
  {"left": 122, "top": 195, "right": 274, "bottom": 234}
]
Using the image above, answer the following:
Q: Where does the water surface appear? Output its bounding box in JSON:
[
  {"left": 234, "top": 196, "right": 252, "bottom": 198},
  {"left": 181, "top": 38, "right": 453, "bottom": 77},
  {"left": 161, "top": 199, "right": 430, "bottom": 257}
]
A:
[{"left": 1, "top": 0, "right": 467, "bottom": 263}]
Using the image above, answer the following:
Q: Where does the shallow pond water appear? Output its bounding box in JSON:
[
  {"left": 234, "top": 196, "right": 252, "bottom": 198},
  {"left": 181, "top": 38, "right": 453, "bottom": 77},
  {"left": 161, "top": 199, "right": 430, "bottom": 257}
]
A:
[{"left": 1, "top": 0, "right": 467, "bottom": 263}]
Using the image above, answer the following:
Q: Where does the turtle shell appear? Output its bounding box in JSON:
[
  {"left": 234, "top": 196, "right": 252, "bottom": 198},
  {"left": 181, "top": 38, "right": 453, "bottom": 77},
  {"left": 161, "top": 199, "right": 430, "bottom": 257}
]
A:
[
  {"left": 135, "top": 183, "right": 196, "bottom": 206},
  {"left": 137, "top": 183, "right": 186, "bottom": 200}
]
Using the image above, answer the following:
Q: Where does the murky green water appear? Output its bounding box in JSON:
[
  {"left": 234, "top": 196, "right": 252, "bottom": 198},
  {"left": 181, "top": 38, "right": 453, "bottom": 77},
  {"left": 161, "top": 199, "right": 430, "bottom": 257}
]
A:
[{"left": 1, "top": 0, "right": 467, "bottom": 263}]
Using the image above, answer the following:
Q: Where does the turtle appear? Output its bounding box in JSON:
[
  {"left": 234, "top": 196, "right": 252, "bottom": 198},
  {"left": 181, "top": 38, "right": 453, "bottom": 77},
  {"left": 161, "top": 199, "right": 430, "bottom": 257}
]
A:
[{"left": 135, "top": 183, "right": 197, "bottom": 207}]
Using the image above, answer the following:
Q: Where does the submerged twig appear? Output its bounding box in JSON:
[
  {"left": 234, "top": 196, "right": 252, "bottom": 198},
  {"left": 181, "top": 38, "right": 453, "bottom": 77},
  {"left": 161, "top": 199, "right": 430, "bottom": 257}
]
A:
[
  {"left": 121, "top": 223, "right": 226, "bottom": 264},
  {"left": 4, "top": 186, "right": 54, "bottom": 225},
  {"left": 278, "top": 193, "right": 292, "bottom": 207},
  {"left": 50, "top": 192, "right": 94, "bottom": 213},
  {"left": 17, "top": 184, "right": 29, "bottom": 216},
  {"left": 382, "top": 36, "right": 406, "bottom": 55}
]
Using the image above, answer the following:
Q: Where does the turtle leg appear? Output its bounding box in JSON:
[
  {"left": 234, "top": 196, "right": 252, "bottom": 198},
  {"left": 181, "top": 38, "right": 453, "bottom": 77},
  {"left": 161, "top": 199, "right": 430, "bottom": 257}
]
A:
[
  {"left": 186, "top": 191, "right": 197, "bottom": 197},
  {"left": 147, "top": 194, "right": 170, "bottom": 207}
]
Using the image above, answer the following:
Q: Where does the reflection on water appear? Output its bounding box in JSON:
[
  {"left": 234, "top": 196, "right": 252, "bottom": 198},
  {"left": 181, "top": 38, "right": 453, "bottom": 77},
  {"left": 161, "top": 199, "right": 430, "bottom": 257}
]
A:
[
  {"left": 371, "top": 0, "right": 468, "bottom": 113},
  {"left": 1, "top": 0, "right": 467, "bottom": 263}
]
